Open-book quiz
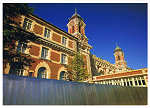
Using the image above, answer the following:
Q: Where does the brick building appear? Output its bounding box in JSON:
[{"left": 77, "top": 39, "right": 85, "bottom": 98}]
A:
[
  {"left": 3, "top": 10, "right": 92, "bottom": 80},
  {"left": 3, "top": 9, "right": 147, "bottom": 86}
]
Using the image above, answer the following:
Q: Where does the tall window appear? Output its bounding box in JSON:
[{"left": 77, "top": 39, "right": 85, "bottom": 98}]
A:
[
  {"left": 44, "top": 28, "right": 50, "bottom": 38},
  {"left": 117, "top": 56, "right": 120, "bottom": 60},
  {"left": 17, "top": 42, "right": 26, "bottom": 53},
  {"left": 23, "top": 18, "right": 32, "bottom": 30},
  {"left": 79, "top": 24, "right": 81, "bottom": 33},
  {"left": 61, "top": 54, "right": 67, "bottom": 64},
  {"left": 41, "top": 47, "right": 48, "bottom": 59},
  {"left": 72, "top": 26, "right": 75, "bottom": 33},
  {"left": 138, "top": 80, "right": 142, "bottom": 85},
  {"left": 135, "top": 80, "right": 138, "bottom": 85},
  {"left": 124, "top": 82, "right": 126, "bottom": 86},
  {"left": 59, "top": 71, "right": 66, "bottom": 80},
  {"left": 127, "top": 81, "right": 129, "bottom": 86},
  {"left": 62, "top": 37, "right": 67, "bottom": 46},
  {"left": 141, "top": 77, "right": 146, "bottom": 85},
  {"left": 142, "top": 79, "right": 146, "bottom": 85}
]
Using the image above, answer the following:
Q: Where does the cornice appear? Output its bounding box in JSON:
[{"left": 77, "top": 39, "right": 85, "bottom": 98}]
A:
[{"left": 34, "top": 35, "right": 76, "bottom": 56}]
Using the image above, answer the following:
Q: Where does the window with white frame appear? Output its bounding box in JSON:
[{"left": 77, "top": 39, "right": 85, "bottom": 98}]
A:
[
  {"left": 62, "top": 36, "right": 67, "bottom": 46},
  {"left": 23, "top": 18, "right": 32, "bottom": 30},
  {"left": 44, "top": 28, "right": 50, "bottom": 38},
  {"left": 61, "top": 54, "right": 67, "bottom": 64},
  {"left": 17, "top": 42, "right": 26, "bottom": 53},
  {"left": 41, "top": 47, "right": 48, "bottom": 59}
]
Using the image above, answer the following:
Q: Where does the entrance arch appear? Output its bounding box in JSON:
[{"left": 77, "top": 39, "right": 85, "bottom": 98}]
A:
[{"left": 35, "top": 62, "right": 51, "bottom": 79}]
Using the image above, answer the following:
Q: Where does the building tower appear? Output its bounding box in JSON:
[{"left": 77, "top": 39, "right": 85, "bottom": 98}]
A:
[
  {"left": 67, "top": 9, "right": 93, "bottom": 80},
  {"left": 67, "top": 9, "right": 88, "bottom": 43},
  {"left": 114, "top": 45, "right": 127, "bottom": 72}
]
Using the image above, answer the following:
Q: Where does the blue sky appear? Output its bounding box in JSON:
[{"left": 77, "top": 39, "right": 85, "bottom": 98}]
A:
[{"left": 29, "top": 3, "right": 147, "bottom": 69}]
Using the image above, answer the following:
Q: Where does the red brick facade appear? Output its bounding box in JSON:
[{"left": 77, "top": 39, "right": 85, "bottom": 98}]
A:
[
  {"left": 29, "top": 57, "right": 41, "bottom": 71},
  {"left": 52, "top": 33, "right": 61, "bottom": 43},
  {"left": 33, "top": 24, "right": 43, "bottom": 35},
  {"left": 68, "top": 40, "right": 73, "bottom": 49},
  {"left": 50, "top": 51, "right": 60, "bottom": 62},
  {"left": 29, "top": 45, "right": 40, "bottom": 57},
  {"left": 48, "top": 62, "right": 62, "bottom": 79}
]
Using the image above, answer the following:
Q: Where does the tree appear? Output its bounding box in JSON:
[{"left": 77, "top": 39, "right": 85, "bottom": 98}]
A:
[
  {"left": 66, "top": 52, "right": 89, "bottom": 82},
  {"left": 3, "top": 3, "right": 34, "bottom": 75}
]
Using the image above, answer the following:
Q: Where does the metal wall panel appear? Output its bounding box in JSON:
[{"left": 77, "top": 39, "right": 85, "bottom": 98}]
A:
[{"left": 3, "top": 75, "right": 147, "bottom": 105}]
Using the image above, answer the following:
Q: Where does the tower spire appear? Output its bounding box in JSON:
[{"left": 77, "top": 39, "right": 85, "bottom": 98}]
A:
[
  {"left": 115, "top": 42, "right": 120, "bottom": 48},
  {"left": 116, "top": 42, "right": 118, "bottom": 47}
]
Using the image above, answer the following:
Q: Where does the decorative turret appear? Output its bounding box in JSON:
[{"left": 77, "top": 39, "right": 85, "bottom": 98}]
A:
[
  {"left": 67, "top": 9, "right": 87, "bottom": 41},
  {"left": 113, "top": 44, "right": 127, "bottom": 72}
]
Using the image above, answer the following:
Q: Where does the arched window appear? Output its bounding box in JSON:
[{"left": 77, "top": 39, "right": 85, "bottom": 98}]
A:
[
  {"left": 79, "top": 24, "right": 81, "bottom": 33},
  {"left": 37, "top": 67, "right": 47, "bottom": 79},
  {"left": 59, "top": 71, "right": 66, "bottom": 80}
]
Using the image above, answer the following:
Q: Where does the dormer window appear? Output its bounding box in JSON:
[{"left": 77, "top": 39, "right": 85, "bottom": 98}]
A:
[
  {"left": 44, "top": 28, "right": 50, "bottom": 38},
  {"left": 23, "top": 18, "right": 32, "bottom": 30}
]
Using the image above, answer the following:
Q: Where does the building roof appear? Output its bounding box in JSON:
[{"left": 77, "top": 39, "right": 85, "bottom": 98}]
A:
[
  {"left": 114, "top": 45, "right": 123, "bottom": 53},
  {"left": 93, "top": 68, "right": 147, "bottom": 81},
  {"left": 69, "top": 8, "right": 84, "bottom": 21}
]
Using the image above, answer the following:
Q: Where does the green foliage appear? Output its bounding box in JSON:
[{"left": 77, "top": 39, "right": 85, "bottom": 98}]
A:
[
  {"left": 67, "top": 52, "right": 89, "bottom": 82},
  {"left": 3, "top": 3, "right": 33, "bottom": 43},
  {"left": 3, "top": 3, "right": 34, "bottom": 75},
  {"left": 3, "top": 3, "right": 33, "bottom": 24}
]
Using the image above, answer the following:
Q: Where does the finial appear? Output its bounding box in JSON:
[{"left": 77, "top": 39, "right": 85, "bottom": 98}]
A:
[
  {"left": 114, "top": 42, "right": 122, "bottom": 52},
  {"left": 75, "top": 8, "right": 77, "bottom": 14}
]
